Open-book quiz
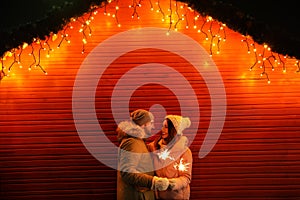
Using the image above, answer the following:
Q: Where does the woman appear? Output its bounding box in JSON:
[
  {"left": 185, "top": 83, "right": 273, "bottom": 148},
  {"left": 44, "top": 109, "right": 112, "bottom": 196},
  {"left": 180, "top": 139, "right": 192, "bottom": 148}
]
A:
[{"left": 148, "top": 115, "right": 193, "bottom": 200}]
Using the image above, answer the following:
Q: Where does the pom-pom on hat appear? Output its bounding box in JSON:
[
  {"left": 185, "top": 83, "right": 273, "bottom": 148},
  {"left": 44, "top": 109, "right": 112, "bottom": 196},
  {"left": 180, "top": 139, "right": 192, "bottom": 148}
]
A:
[
  {"left": 165, "top": 115, "right": 191, "bottom": 135},
  {"left": 130, "top": 109, "right": 153, "bottom": 126}
]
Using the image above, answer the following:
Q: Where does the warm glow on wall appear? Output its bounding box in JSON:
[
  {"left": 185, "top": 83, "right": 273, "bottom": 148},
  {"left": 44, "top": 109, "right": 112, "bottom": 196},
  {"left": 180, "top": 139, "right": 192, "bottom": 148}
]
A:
[{"left": 1, "top": 1, "right": 300, "bottom": 199}]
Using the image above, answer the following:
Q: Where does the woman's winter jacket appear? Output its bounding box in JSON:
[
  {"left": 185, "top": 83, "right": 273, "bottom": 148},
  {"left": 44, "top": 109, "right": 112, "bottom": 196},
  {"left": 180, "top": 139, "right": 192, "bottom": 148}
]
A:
[{"left": 148, "top": 136, "right": 192, "bottom": 200}]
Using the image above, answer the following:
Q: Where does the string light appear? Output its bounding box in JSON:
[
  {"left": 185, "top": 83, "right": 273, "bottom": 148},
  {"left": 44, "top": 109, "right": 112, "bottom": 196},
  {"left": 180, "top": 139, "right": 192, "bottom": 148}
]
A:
[
  {"left": 16, "top": 47, "right": 23, "bottom": 69},
  {"left": 241, "top": 34, "right": 299, "bottom": 82},
  {"left": 198, "top": 16, "right": 209, "bottom": 40},
  {"left": 57, "top": 25, "right": 71, "bottom": 48},
  {"left": 0, "top": 0, "right": 298, "bottom": 83},
  {"left": 0, "top": 58, "right": 6, "bottom": 80},
  {"left": 173, "top": 1, "right": 182, "bottom": 31},
  {"left": 167, "top": 0, "right": 172, "bottom": 32},
  {"left": 8, "top": 49, "right": 18, "bottom": 72},
  {"left": 77, "top": 10, "right": 95, "bottom": 54},
  {"left": 149, "top": 0, "right": 154, "bottom": 11},
  {"left": 156, "top": 0, "right": 165, "bottom": 22},
  {"left": 28, "top": 44, "right": 36, "bottom": 71},
  {"left": 129, "top": 0, "right": 142, "bottom": 19},
  {"left": 35, "top": 41, "right": 47, "bottom": 74},
  {"left": 114, "top": 0, "right": 121, "bottom": 27},
  {"left": 43, "top": 36, "right": 53, "bottom": 58}
]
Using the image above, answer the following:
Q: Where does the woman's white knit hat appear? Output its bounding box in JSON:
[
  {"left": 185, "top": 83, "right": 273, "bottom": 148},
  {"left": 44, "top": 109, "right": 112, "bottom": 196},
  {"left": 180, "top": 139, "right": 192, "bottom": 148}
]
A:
[{"left": 165, "top": 115, "right": 191, "bottom": 135}]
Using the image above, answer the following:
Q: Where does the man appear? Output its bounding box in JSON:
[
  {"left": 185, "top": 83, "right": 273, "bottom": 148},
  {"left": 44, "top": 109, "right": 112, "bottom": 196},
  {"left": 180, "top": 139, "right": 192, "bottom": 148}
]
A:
[{"left": 117, "top": 109, "right": 169, "bottom": 200}]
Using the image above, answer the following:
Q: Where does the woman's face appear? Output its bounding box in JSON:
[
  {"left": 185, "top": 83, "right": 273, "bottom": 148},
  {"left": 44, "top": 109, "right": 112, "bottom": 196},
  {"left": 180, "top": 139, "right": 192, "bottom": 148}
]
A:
[{"left": 161, "top": 119, "right": 169, "bottom": 139}]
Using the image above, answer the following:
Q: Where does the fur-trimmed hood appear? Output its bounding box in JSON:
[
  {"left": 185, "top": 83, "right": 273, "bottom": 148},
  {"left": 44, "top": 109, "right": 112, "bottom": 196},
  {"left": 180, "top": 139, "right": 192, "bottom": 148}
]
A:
[{"left": 116, "top": 120, "right": 146, "bottom": 142}]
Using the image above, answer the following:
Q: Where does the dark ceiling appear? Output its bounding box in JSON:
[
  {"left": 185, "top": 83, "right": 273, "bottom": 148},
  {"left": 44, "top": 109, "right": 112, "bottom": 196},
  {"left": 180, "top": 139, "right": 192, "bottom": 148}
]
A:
[{"left": 1, "top": 0, "right": 299, "bottom": 59}]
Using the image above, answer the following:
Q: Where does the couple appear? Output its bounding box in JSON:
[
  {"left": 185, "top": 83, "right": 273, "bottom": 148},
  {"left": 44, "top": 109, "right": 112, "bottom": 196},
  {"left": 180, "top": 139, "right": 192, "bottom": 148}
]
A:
[{"left": 117, "top": 109, "right": 193, "bottom": 200}]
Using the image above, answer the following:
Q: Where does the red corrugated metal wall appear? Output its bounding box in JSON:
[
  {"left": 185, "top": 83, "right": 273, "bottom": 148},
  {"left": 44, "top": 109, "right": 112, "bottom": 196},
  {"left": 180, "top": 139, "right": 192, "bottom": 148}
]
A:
[{"left": 1, "top": 0, "right": 300, "bottom": 199}]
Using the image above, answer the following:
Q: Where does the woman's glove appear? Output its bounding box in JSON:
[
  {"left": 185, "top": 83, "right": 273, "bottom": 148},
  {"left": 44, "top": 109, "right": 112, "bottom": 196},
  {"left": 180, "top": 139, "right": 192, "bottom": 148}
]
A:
[
  {"left": 168, "top": 178, "right": 181, "bottom": 190},
  {"left": 151, "top": 176, "right": 169, "bottom": 191}
]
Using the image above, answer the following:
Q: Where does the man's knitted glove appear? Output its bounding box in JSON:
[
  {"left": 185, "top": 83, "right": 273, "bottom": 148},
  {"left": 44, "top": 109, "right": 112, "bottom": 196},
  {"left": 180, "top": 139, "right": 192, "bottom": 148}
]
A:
[{"left": 151, "top": 176, "right": 169, "bottom": 191}]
